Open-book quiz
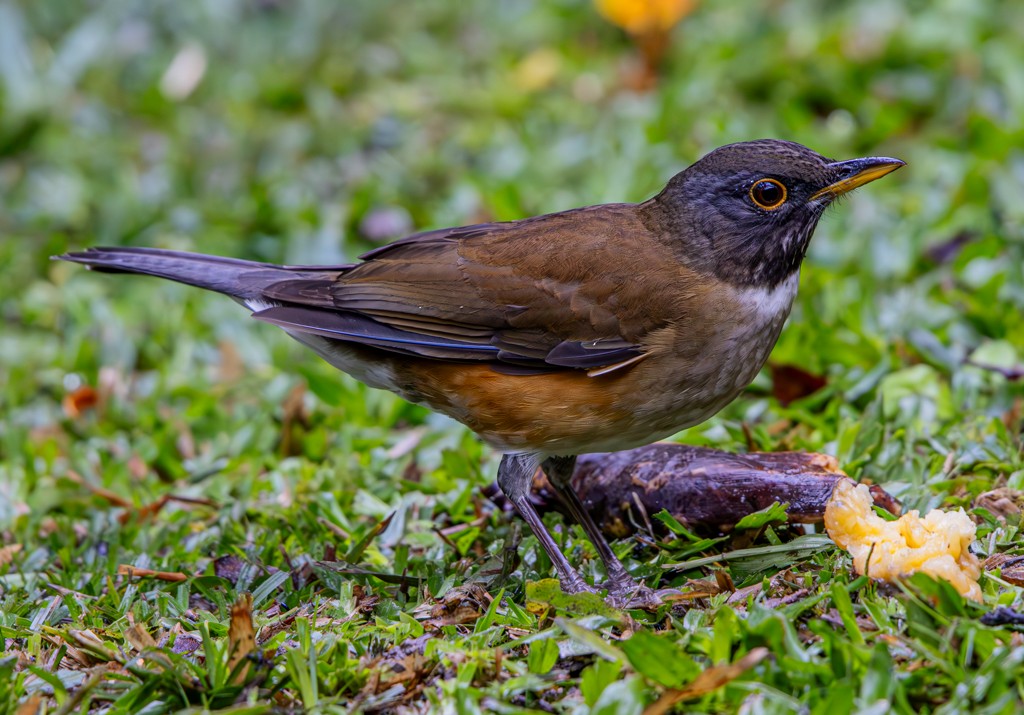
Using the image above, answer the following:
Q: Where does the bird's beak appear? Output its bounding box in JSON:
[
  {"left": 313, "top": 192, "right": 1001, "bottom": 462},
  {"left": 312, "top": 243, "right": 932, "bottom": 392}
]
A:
[{"left": 810, "top": 156, "right": 906, "bottom": 202}]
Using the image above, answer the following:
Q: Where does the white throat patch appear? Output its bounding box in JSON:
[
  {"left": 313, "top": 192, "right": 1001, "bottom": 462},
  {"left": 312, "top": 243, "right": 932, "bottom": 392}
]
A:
[{"left": 734, "top": 271, "right": 800, "bottom": 324}]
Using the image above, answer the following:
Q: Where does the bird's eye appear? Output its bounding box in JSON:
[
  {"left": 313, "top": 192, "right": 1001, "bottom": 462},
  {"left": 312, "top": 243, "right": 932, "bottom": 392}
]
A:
[{"left": 749, "top": 179, "right": 787, "bottom": 210}]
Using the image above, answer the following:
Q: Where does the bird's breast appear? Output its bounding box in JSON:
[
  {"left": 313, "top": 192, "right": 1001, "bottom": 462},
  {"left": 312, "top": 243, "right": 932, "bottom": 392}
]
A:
[
  {"left": 564, "top": 270, "right": 800, "bottom": 450},
  {"left": 645, "top": 271, "right": 800, "bottom": 423}
]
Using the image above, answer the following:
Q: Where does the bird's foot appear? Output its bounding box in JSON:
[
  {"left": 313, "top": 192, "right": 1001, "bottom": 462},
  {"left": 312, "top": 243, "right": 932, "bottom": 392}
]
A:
[
  {"left": 559, "top": 573, "right": 600, "bottom": 597},
  {"left": 606, "top": 577, "right": 663, "bottom": 610}
]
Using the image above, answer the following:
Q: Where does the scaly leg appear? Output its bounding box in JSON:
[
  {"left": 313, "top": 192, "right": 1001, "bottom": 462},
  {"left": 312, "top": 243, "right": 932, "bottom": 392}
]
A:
[
  {"left": 497, "top": 453, "right": 596, "bottom": 596},
  {"left": 542, "top": 455, "right": 661, "bottom": 608}
]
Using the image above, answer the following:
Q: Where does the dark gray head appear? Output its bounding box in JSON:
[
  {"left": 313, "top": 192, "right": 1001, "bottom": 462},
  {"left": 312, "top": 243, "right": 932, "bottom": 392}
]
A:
[{"left": 644, "top": 139, "right": 904, "bottom": 288}]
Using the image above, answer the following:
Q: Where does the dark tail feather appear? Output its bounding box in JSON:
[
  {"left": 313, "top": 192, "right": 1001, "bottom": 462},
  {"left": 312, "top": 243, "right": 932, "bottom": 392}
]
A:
[{"left": 55, "top": 246, "right": 347, "bottom": 302}]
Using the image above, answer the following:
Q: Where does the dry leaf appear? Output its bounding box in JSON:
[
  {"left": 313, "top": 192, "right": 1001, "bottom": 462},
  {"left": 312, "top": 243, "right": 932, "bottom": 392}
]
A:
[
  {"left": 175, "top": 421, "right": 196, "bottom": 461},
  {"left": 66, "top": 470, "right": 132, "bottom": 508},
  {"left": 118, "top": 565, "right": 189, "bottom": 582},
  {"left": 68, "top": 629, "right": 119, "bottom": 664},
  {"left": 726, "top": 583, "right": 763, "bottom": 606},
  {"left": 974, "top": 488, "right": 1024, "bottom": 522},
  {"left": 124, "top": 624, "right": 158, "bottom": 653},
  {"left": 218, "top": 340, "right": 244, "bottom": 383},
  {"left": 119, "top": 495, "right": 171, "bottom": 525},
  {"left": 170, "top": 631, "right": 203, "bottom": 655},
  {"left": 127, "top": 454, "right": 149, "bottom": 479},
  {"left": 214, "top": 555, "right": 251, "bottom": 585},
  {"left": 42, "top": 633, "right": 92, "bottom": 668},
  {"left": 1003, "top": 397, "right": 1023, "bottom": 434},
  {"left": 385, "top": 428, "right": 427, "bottom": 460},
  {"left": 644, "top": 648, "right": 769, "bottom": 715},
  {"left": 0, "top": 543, "right": 23, "bottom": 567},
  {"left": 15, "top": 693, "right": 42, "bottom": 715},
  {"left": 983, "top": 553, "right": 1024, "bottom": 587},
  {"left": 770, "top": 363, "right": 827, "bottom": 406},
  {"left": 423, "top": 583, "right": 492, "bottom": 629},
  {"left": 365, "top": 635, "right": 433, "bottom": 694},
  {"left": 675, "top": 578, "right": 724, "bottom": 601},
  {"left": 62, "top": 385, "right": 99, "bottom": 418},
  {"left": 228, "top": 593, "right": 256, "bottom": 684},
  {"left": 280, "top": 381, "right": 309, "bottom": 457}
]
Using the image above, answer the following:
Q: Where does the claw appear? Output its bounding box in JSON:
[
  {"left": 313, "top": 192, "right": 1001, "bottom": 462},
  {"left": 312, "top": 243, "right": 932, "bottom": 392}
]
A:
[
  {"left": 606, "top": 579, "right": 663, "bottom": 610},
  {"left": 561, "top": 575, "right": 600, "bottom": 597}
]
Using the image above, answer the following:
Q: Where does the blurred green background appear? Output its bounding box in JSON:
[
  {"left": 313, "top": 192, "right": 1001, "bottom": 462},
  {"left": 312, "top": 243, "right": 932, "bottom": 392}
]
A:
[{"left": 4, "top": 0, "right": 1024, "bottom": 711}]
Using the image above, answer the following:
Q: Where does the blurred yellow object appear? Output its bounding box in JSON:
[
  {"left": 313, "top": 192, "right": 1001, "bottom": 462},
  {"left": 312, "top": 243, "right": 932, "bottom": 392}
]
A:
[
  {"left": 595, "top": 0, "right": 697, "bottom": 35},
  {"left": 514, "top": 48, "right": 562, "bottom": 92},
  {"left": 825, "top": 479, "right": 982, "bottom": 602}
]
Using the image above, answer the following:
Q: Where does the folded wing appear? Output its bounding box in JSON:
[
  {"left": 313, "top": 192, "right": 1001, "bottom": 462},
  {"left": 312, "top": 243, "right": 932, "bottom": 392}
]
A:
[{"left": 254, "top": 205, "right": 662, "bottom": 376}]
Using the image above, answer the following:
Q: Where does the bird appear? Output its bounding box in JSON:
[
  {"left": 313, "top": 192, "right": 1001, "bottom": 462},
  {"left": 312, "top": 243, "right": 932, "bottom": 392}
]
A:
[{"left": 57, "top": 139, "right": 904, "bottom": 608}]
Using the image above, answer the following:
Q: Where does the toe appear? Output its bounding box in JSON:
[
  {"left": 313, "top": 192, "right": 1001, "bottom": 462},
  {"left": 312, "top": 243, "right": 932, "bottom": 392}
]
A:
[{"left": 607, "top": 583, "right": 663, "bottom": 610}]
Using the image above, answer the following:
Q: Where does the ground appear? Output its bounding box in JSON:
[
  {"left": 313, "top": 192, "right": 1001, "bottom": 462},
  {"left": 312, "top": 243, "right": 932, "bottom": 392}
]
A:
[{"left": 3, "top": 0, "right": 1024, "bottom": 712}]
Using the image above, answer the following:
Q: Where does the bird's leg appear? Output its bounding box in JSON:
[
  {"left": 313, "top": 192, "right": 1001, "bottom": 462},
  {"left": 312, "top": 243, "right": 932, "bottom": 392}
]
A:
[
  {"left": 541, "top": 456, "right": 630, "bottom": 582},
  {"left": 542, "top": 456, "right": 660, "bottom": 608},
  {"left": 497, "top": 454, "right": 596, "bottom": 596}
]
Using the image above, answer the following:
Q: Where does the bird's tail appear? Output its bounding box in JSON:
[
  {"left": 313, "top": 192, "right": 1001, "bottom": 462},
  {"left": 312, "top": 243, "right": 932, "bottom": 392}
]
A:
[{"left": 56, "top": 246, "right": 348, "bottom": 302}]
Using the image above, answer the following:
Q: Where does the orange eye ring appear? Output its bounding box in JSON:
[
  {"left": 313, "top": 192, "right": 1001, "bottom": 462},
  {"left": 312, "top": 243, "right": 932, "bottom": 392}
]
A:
[{"left": 749, "top": 178, "right": 787, "bottom": 210}]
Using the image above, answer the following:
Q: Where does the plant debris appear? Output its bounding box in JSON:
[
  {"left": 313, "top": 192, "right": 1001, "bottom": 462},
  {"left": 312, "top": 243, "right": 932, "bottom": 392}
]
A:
[{"left": 494, "top": 443, "right": 900, "bottom": 536}]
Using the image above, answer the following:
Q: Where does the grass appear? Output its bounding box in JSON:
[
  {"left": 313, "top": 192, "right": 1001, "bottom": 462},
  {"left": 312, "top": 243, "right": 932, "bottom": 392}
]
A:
[{"left": 3, "top": 0, "right": 1024, "bottom": 712}]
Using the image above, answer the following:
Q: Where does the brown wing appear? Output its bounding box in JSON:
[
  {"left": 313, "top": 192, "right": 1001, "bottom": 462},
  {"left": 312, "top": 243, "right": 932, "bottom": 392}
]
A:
[{"left": 255, "top": 204, "right": 687, "bottom": 374}]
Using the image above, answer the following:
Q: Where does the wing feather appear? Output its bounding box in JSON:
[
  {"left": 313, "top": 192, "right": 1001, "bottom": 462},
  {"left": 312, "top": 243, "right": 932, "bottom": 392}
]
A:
[{"left": 254, "top": 204, "right": 681, "bottom": 375}]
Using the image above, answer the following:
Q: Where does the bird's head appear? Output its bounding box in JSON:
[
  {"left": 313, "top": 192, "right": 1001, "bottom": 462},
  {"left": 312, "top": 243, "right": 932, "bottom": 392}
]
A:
[{"left": 649, "top": 139, "right": 905, "bottom": 288}]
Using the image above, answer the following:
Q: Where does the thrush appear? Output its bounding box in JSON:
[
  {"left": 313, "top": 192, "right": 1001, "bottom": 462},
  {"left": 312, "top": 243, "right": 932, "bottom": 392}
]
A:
[{"left": 58, "top": 139, "right": 903, "bottom": 607}]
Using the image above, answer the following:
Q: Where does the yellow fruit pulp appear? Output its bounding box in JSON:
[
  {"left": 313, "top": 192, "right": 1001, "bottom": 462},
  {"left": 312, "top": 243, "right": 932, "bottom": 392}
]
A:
[{"left": 824, "top": 479, "right": 982, "bottom": 602}]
